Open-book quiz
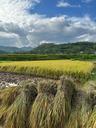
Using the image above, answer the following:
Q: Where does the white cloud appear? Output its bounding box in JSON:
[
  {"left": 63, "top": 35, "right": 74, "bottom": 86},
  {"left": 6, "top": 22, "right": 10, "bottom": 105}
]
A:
[
  {"left": 57, "top": 1, "right": 71, "bottom": 7},
  {"left": 25, "top": 15, "right": 96, "bottom": 47},
  {"left": 0, "top": 0, "right": 40, "bottom": 24},
  {"left": 57, "top": 0, "right": 81, "bottom": 8},
  {"left": 0, "top": 0, "right": 41, "bottom": 47},
  {"left": 76, "top": 34, "right": 96, "bottom": 42},
  {"left": 0, "top": 0, "right": 96, "bottom": 47}
]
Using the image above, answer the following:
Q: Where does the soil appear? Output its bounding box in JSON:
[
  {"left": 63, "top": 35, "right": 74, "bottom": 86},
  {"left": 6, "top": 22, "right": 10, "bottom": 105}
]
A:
[{"left": 0, "top": 72, "right": 58, "bottom": 89}]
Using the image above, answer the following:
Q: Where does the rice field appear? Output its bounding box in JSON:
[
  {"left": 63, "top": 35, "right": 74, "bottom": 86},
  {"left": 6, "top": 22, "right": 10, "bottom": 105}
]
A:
[{"left": 0, "top": 60, "right": 94, "bottom": 80}]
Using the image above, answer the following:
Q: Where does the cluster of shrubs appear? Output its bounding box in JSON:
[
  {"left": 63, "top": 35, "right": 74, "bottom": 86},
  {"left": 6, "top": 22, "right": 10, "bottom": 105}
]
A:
[{"left": 0, "top": 76, "right": 96, "bottom": 128}]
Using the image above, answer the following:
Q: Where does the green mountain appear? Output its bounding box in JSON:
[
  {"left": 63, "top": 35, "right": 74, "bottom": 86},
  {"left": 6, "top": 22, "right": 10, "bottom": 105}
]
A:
[
  {"left": 0, "top": 50, "right": 7, "bottom": 54},
  {"left": 31, "top": 42, "right": 96, "bottom": 54},
  {"left": 0, "top": 46, "right": 32, "bottom": 53},
  {"left": 1, "top": 42, "right": 96, "bottom": 54}
]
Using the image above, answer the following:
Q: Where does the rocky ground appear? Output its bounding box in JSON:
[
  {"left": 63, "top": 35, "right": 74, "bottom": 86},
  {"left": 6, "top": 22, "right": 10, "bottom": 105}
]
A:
[{"left": 0, "top": 72, "right": 57, "bottom": 89}]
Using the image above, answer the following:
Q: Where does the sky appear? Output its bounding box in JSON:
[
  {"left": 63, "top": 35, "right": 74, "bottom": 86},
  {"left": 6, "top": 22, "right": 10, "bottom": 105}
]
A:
[{"left": 0, "top": 0, "right": 96, "bottom": 47}]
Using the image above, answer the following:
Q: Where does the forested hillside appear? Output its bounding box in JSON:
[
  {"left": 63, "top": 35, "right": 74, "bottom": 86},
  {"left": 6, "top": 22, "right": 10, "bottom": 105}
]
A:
[{"left": 31, "top": 42, "right": 96, "bottom": 54}]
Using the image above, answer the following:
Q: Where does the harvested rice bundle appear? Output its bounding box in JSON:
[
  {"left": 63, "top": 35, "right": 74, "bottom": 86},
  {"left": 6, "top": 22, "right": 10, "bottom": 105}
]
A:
[
  {"left": 79, "top": 81, "right": 96, "bottom": 127},
  {"left": 66, "top": 105, "right": 89, "bottom": 128},
  {"left": 65, "top": 111, "right": 78, "bottom": 128},
  {"left": 0, "top": 106, "right": 7, "bottom": 126},
  {"left": 84, "top": 81, "right": 96, "bottom": 109},
  {"left": 37, "top": 80, "right": 57, "bottom": 96},
  {"left": 70, "top": 89, "right": 91, "bottom": 128},
  {"left": 30, "top": 80, "right": 54, "bottom": 128},
  {"left": 49, "top": 76, "right": 75, "bottom": 128},
  {"left": 19, "top": 79, "right": 37, "bottom": 87},
  {"left": 4, "top": 83, "right": 37, "bottom": 128},
  {"left": 67, "top": 107, "right": 90, "bottom": 128},
  {"left": 0, "top": 87, "right": 20, "bottom": 125},
  {"left": 83, "top": 82, "right": 96, "bottom": 128},
  {"left": 0, "top": 86, "right": 20, "bottom": 106},
  {"left": 67, "top": 81, "right": 96, "bottom": 128},
  {"left": 84, "top": 106, "right": 96, "bottom": 128}
]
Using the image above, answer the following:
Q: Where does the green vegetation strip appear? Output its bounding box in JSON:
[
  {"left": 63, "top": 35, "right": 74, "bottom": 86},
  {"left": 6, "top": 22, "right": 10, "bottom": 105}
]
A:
[{"left": 0, "top": 54, "right": 96, "bottom": 61}]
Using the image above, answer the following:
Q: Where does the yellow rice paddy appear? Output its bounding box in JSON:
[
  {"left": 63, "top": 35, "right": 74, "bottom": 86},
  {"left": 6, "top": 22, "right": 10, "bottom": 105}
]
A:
[{"left": 0, "top": 60, "right": 94, "bottom": 79}]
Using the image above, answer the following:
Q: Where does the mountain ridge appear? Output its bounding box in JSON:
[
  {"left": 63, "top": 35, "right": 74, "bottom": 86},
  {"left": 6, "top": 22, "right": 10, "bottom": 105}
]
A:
[
  {"left": 31, "top": 42, "right": 96, "bottom": 54},
  {"left": 0, "top": 46, "right": 32, "bottom": 53},
  {"left": 0, "top": 42, "right": 96, "bottom": 54}
]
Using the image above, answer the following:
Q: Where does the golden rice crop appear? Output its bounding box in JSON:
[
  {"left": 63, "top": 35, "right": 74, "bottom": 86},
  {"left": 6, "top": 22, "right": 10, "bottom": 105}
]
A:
[{"left": 0, "top": 60, "right": 94, "bottom": 80}]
